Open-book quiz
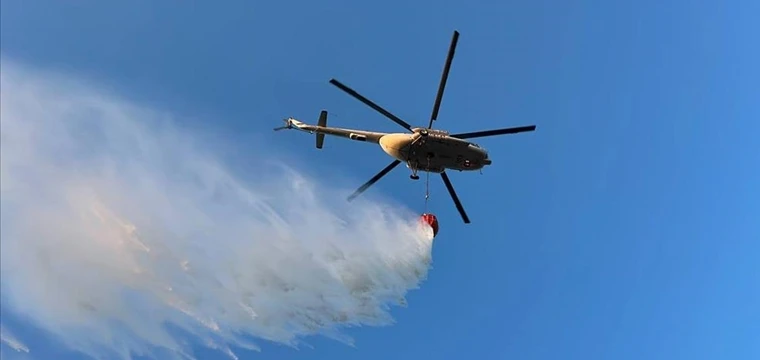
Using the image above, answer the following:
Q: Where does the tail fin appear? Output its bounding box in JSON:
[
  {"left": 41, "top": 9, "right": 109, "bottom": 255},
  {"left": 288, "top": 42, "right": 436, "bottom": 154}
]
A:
[{"left": 316, "top": 110, "right": 327, "bottom": 149}]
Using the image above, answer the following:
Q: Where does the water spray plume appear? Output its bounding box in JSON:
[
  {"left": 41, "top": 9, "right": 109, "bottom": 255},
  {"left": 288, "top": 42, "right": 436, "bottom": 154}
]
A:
[{"left": 0, "top": 58, "right": 436, "bottom": 360}]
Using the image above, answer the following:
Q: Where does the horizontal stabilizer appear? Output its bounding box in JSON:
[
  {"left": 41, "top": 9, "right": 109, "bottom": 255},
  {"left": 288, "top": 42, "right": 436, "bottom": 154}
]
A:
[{"left": 316, "top": 110, "right": 327, "bottom": 149}]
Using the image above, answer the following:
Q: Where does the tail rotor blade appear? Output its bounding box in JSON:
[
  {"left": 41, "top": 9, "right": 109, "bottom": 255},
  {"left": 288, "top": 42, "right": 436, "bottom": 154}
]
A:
[
  {"left": 440, "top": 172, "right": 470, "bottom": 223},
  {"left": 329, "top": 79, "right": 414, "bottom": 132},
  {"left": 428, "top": 30, "right": 460, "bottom": 129},
  {"left": 274, "top": 118, "right": 293, "bottom": 131},
  {"left": 347, "top": 160, "right": 402, "bottom": 201},
  {"left": 451, "top": 125, "right": 536, "bottom": 139}
]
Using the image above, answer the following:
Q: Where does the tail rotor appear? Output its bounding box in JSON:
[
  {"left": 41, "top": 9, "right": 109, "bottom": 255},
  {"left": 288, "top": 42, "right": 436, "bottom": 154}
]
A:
[{"left": 273, "top": 118, "right": 293, "bottom": 131}]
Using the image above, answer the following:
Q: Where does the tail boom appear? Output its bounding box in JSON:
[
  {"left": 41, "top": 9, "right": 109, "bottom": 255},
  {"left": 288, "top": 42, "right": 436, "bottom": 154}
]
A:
[{"left": 279, "top": 111, "right": 387, "bottom": 144}]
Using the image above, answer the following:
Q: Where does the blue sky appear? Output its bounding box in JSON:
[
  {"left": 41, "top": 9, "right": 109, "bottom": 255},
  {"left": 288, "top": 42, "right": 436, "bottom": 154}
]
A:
[{"left": 2, "top": 1, "right": 759, "bottom": 359}]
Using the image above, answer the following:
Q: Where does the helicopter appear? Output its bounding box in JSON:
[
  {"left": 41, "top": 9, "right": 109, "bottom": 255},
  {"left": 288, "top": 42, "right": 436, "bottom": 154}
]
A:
[{"left": 275, "top": 30, "right": 536, "bottom": 223}]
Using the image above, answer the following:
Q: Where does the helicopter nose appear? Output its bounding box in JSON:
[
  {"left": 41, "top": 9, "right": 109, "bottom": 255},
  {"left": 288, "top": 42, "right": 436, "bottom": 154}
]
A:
[
  {"left": 469, "top": 144, "right": 488, "bottom": 158},
  {"left": 476, "top": 147, "right": 490, "bottom": 164}
]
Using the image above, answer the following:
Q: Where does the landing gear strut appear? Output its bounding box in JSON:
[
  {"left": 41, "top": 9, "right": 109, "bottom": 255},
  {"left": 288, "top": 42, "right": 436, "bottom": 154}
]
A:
[{"left": 408, "top": 160, "right": 421, "bottom": 180}]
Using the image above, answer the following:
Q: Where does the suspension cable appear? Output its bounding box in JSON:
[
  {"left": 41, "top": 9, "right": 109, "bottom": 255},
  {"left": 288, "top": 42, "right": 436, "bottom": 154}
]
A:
[{"left": 424, "top": 157, "right": 431, "bottom": 213}]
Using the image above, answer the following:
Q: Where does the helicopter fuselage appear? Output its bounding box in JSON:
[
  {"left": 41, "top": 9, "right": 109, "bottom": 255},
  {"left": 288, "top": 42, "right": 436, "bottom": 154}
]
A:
[
  {"left": 285, "top": 119, "right": 491, "bottom": 173},
  {"left": 379, "top": 128, "right": 491, "bottom": 173}
]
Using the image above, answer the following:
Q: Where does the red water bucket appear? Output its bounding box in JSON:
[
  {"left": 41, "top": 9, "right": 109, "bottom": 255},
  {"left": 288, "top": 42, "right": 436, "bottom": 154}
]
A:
[{"left": 420, "top": 213, "right": 439, "bottom": 238}]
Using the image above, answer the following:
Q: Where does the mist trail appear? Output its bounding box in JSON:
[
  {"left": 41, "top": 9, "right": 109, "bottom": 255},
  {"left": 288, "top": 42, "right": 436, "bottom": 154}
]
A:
[{"left": 0, "top": 59, "right": 435, "bottom": 360}]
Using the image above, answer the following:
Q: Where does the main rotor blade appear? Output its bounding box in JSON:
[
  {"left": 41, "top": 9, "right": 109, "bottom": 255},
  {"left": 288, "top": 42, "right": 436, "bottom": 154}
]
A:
[
  {"left": 347, "top": 160, "right": 402, "bottom": 201},
  {"left": 329, "top": 79, "right": 413, "bottom": 132},
  {"left": 440, "top": 172, "right": 470, "bottom": 224},
  {"left": 451, "top": 125, "right": 537, "bottom": 139},
  {"left": 428, "top": 30, "right": 460, "bottom": 129}
]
